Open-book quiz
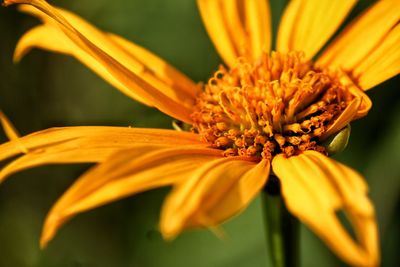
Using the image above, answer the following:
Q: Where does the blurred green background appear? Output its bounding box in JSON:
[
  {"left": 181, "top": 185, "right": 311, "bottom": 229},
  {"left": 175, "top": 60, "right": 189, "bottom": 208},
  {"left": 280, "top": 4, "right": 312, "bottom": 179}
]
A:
[{"left": 0, "top": 0, "right": 399, "bottom": 266}]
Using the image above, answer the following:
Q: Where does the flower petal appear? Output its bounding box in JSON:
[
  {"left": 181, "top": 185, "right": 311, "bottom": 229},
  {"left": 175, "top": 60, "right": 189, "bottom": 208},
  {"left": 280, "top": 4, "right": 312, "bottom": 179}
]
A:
[
  {"left": 0, "top": 110, "right": 29, "bottom": 153},
  {"left": 40, "top": 146, "right": 222, "bottom": 248},
  {"left": 339, "top": 72, "right": 372, "bottom": 119},
  {"left": 0, "top": 111, "right": 20, "bottom": 141},
  {"left": 197, "top": 0, "right": 271, "bottom": 66},
  {"left": 353, "top": 24, "right": 400, "bottom": 90},
  {"left": 277, "top": 0, "right": 357, "bottom": 59},
  {"left": 303, "top": 151, "right": 379, "bottom": 266},
  {"left": 244, "top": 0, "right": 271, "bottom": 59},
  {"left": 15, "top": 20, "right": 199, "bottom": 104},
  {"left": 0, "top": 145, "right": 161, "bottom": 183},
  {"left": 272, "top": 151, "right": 378, "bottom": 267},
  {"left": 0, "top": 126, "right": 204, "bottom": 182},
  {"left": 9, "top": 1, "right": 194, "bottom": 122},
  {"left": 0, "top": 126, "right": 202, "bottom": 161},
  {"left": 160, "top": 157, "right": 268, "bottom": 239},
  {"left": 107, "top": 33, "right": 199, "bottom": 98},
  {"left": 320, "top": 96, "right": 361, "bottom": 141},
  {"left": 15, "top": 24, "right": 152, "bottom": 106},
  {"left": 193, "top": 159, "right": 270, "bottom": 227},
  {"left": 317, "top": 0, "right": 400, "bottom": 88},
  {"left": 197, "top": 0, "right": 241, "bottom": 67}
]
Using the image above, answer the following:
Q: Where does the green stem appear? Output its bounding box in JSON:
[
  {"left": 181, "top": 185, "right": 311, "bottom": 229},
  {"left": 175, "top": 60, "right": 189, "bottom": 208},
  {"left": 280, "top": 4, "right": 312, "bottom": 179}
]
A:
[{"left": 262, "top": 176, "right": 300, "bottom": 267}]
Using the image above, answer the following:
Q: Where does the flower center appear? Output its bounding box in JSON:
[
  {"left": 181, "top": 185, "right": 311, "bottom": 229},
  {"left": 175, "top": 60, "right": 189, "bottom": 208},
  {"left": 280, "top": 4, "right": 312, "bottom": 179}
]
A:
[{"left": 191, "top": 52, "right": 355, "bottom": 160}]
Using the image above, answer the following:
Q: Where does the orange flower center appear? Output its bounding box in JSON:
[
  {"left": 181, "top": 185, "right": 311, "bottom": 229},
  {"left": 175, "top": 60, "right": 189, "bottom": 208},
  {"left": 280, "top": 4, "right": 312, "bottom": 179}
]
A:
[{"left": 191, "top": 52, "right": 355, "bottom": 160}]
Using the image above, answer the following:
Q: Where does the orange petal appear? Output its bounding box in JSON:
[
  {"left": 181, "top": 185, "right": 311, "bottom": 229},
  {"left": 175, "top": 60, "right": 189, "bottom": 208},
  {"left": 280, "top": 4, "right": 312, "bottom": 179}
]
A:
[
  {"left": 9, "top": 1, "right": 194, "bottom": 122},
  {"left": 317, "top": 0, "right": 400, "bottom": 85},
  {"left": 194, "top": 159, "right": 270, "bottom": 226},
  {"left": 197, "top": 0, "right": 271, "bottom": 66},
  {"left": 15, "top": 25, "right": 152, "bottom": 106},
  {"left": 320, "top": 97, "right": 361, "bottom": 141},
  {"left": 15, "top": 19, "right": 198, "bottom": 105},
  {"left": 0, "top": 110, "right": 20, "bottom": 141},
  {"left": 197, "top": 0, "right": 241, "bottom": 67},
  {"left": 338, "top": 72, "right": 372, "bottom": 119},
  {"left": 0, "top": 126, "right": 202, "bottom": 161},
  {"left": 0, "top": 145, "right": 164, "bottom": 183},
  {"left": 303, "top": 151, "right": 379, "bottom": 266},
  {"left": 0, "top": 126, "right": 204, "bottom": 182},
  {"left": 277, "top": 0, "right": 357, "bottom": 59},
  {"left": 353, "top": 24, "right": 400, "bottom": 90},
  {"left": 272, "top": 151, "right": 378, "bottom": 267},
  {"left": 160, "top": 157, "right": 268, "bottom": 239},
  {"left": 0, "top": 111, "right": 28, "bottom": 154},
  {"left": 40, "top": 146, "right": 221, "bottom": 248},
  {"left": 244, "top": 0, "right": 271, "bottom": 59},
  {"left": 107, "top": 33, "right": 199, "bottom": 98},
  {"left": 221, "top": 0, "right": 248, "bottom": 56}
]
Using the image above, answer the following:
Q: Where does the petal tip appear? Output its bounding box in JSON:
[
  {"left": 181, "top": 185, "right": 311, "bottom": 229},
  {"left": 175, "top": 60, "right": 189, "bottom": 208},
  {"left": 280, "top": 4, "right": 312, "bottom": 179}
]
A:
[
  {"left": 160, "top": 228, "right": 178, "bottom": 241},
  {"left": 159, "top": 210, "right": 184, "bottom": 241},
  {"left": 40, "top": 213, "right": 62, "bottom": 249},
  {"left": 3, "top": 0, "right": 25, "bottom": 6}
]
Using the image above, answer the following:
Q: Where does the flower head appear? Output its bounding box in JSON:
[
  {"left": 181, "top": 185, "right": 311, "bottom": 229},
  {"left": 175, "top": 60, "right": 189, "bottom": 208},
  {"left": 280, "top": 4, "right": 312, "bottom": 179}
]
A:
[{"left": 1, "top": 0, "right": 399, "bottom": 266}]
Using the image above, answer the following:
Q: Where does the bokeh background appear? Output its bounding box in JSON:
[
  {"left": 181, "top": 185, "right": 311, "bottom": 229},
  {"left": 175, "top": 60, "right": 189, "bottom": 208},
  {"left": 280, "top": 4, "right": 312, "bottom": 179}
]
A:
[{"left": 0, "top": 0, "right": 399, "bottom": 266}]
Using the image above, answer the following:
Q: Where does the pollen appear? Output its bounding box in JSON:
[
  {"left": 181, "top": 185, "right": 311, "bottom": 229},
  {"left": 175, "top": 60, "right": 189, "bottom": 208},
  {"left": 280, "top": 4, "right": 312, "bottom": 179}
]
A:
[{"left": 191, "top": 52, "right": 355, "bottom": 160}]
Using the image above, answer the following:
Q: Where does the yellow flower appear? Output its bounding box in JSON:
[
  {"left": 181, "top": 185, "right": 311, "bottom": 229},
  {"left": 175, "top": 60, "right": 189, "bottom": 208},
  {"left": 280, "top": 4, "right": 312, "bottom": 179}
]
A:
[{"left": 1, "top": 0, "right": 399, "bottom": 266}]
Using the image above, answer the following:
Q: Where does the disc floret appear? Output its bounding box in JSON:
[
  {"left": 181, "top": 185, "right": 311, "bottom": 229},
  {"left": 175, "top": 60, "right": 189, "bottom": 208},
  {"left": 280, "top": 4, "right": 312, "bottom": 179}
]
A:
[{"left": 191, "top": 52, "right": 354, "bottom": 160}]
